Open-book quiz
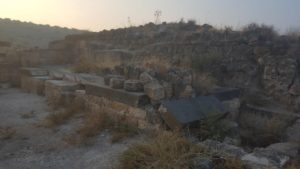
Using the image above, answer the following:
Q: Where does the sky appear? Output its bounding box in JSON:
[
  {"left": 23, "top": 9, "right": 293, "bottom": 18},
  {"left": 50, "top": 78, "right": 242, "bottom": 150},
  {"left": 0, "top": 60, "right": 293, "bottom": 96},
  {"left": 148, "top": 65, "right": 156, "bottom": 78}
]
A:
[{"left": 1, "top": 0, "right": 300, "bottom": 32}]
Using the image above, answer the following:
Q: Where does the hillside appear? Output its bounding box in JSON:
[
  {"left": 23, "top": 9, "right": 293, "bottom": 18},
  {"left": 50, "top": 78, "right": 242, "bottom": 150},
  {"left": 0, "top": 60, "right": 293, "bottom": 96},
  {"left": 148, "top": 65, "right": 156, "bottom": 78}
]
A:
[{"left": 0, "top": 18, "right": 84, "bottom": 48}]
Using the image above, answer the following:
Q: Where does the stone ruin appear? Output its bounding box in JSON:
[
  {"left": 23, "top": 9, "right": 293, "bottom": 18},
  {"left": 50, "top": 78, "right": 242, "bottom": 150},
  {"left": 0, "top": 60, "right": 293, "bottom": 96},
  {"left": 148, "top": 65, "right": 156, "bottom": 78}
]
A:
[{"left": 1, "top": 22, "right": 300, "bottom": 168}]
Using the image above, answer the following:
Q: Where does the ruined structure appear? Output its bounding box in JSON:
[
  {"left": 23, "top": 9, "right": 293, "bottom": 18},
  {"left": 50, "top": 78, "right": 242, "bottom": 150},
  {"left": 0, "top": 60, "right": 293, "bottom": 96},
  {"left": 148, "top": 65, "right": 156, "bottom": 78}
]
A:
[{"left": 1, "top": 22, "right": 299, "bottom": 169}]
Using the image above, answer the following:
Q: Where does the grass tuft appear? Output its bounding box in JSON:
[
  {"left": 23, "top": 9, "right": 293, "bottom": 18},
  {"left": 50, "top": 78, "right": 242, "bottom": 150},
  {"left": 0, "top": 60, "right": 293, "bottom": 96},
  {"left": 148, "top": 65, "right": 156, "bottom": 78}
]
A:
[
  {"left": 119, "top": 131, "right": 206, "bottom": 169},
  {"left": 0, "top": 126, "right": 16, "bottom": 140}
]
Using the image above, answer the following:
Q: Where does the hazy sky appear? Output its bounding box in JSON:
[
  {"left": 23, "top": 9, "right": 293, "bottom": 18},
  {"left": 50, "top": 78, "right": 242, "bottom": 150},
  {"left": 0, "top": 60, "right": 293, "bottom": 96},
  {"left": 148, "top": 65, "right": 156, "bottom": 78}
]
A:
[{"left": 1, "top": 0, "right": 299, "bottom": 32}]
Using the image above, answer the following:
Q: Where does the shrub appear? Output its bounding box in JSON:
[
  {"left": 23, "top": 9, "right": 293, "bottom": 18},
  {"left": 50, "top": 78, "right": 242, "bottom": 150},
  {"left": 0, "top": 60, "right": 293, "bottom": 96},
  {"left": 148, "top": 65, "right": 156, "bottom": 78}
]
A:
[
  {"left": 242, "top": 92, "right": 270, "bottom": 107},
  {"left": 119, "top": 131, "right": 207, "bottom": 169},
  {"left": 192, "top": 72, "right": 217, "bottom": 94},
  {"left": 65, "top": 109, "right": 140, "bottom": 145},
  {"left": 239, "top": 113, "right": 291, "bottom": 147},
  {"left": 242, "top": 23, "right": 278, "bottom": 41},
  {"left": 284, "top": 160, "right": 300, "bottom": 169},
  {"left": 195, "top": 119, "right": 234, "bottom": 141},
  {"left": 192, "top": 50, "right": 222, "bottom": 72},
  {"left": 44, "top": 97, "right": 85, "bottom": 127},
  {"left": 142, "top": 57, "right": 171, "bottom": 75},
  {"left": 0, "top": 127, "right": 16, "bottom": 140},
  {"left": 72, "top": 58, "right": 100, "bottom": 73}
]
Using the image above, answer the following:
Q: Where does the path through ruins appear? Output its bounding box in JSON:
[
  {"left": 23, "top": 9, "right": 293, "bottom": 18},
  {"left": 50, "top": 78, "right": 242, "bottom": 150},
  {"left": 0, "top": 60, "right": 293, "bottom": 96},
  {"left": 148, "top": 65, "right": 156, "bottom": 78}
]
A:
[{"left": 0, "top": 88, "right": 135, "bottom": 169}]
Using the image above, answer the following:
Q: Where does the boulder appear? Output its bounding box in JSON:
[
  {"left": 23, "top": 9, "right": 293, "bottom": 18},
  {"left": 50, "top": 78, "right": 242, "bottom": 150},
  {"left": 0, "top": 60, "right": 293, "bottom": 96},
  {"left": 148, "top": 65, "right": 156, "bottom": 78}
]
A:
[
  {"left": 266, "top": 142, "right": 300, "bottom": 158},
  {"left": 162, "top": 81, "right": 173, "bottom": 99},
  {"left": 284, "top": 119, "right": 300, "bottom": 143},
  {"left": 199, "top": 140, "right": 247, "bottom": 158},
  {"left": 104, "top": 74, "right": 124, "bottom": 86},
  {"left": 139, "top": 72, "right": 155, "bottom": 84},
  {"left": 21, "top": 67, "right": 48, "bottom": 76},
  {"left": 179, "top": 85, "right": 195, "bottom": 98},
  {"left": 109, "top": 77, "right": 124, "bottom": 89},
  {"left": 190, "top": 157, "right": 213, "bottom": 169},
  {"left": 124, "top": 80, "right": 144, "bottom": 92},
  {"left": 289, "top": 83, "right": 300, "bottom": 96},
  {"left": 242, "top": 148, "right": 290, "bottom": 169},
  {"left": 144, "top": 82, "right": 165, "bottom": 101}
]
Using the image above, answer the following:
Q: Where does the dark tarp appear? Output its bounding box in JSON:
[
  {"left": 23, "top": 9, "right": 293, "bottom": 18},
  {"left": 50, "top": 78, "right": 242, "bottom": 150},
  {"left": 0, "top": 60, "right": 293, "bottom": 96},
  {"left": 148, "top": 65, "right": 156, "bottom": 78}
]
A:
[{"left": 160, "top": 96, "right": 227, "bottom": 129}]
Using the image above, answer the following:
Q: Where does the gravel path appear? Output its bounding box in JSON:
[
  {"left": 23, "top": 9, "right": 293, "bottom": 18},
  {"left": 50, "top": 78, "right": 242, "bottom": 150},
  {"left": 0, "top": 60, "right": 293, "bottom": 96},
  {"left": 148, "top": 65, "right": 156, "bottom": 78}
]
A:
[{"left": 0, "top": 88, "right": 135, "bottom": 169}]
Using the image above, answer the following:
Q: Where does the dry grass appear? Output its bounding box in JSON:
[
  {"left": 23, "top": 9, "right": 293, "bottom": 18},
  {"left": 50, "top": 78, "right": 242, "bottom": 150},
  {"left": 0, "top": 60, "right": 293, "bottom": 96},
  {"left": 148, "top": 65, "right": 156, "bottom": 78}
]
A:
[
  {"left": 20, "top": 110, "right": 35, "bottom": 119},
  {"left": 0, "top": 127, "right": 16, "bottom": 140},
  {"left": 239, "top": 113, "right": 291, "bottom": 146},
  {"left": 285, "top": 160, "right": 300, "bottom": 169},
  {"left": 72, "top": 58, "right": 101, "bottom": 73},
  {"left": 119, "top": 131, "right": 206, "bottom": 169},
  {"left": 214, "top": 157, "right": 246, "bottom": 169},
  {"left": 142, "top": 57, "right": 171, "bottom": 75},
  {"left": 193, "top": 72, "right": 217, "bottom": 94},
  {"left": 72, "top": 57, "right": 121, "bottom": 73},
  {"left": 110, "top": 117, "right": 140, "bottom": 143},
  {"left": 44, "top": 98, "right": 85, "bottom": 127},
  {"left": 64, "top": 109, "right": 140, "bottom": 145}
]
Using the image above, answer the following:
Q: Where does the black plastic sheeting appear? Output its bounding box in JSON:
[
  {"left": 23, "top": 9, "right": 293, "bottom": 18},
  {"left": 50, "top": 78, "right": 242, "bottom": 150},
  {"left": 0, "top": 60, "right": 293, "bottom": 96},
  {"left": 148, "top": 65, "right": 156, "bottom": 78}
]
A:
[{"left": 161, "top": 96, "right": 227, "bottom": 124}]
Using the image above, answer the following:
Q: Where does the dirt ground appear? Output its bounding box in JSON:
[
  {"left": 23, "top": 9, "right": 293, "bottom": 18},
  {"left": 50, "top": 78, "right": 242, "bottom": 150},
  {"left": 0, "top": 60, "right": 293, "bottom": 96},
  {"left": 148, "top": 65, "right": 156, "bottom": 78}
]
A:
[{"left": 0, "top": 88, "right": 138, "bottom": 169}]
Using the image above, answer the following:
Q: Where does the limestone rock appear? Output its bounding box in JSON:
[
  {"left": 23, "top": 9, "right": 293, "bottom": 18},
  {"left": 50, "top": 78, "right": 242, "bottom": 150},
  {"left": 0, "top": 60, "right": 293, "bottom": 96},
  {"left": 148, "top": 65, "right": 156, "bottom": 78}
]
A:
[
  {"left": 284, "top": 119, "right": 300, "bottom": 143},
  {"left": 190, "top": 157, "right": 213, "bottom": 169},
  {"left": 109, "top": 77, "right": 124, "bottom": 89},
  {"left": 104, "top": 74, "right": 124, "bottom": 86},
  {"left": 144, "top": 82, "right": 165, "bottom": 101},
  {"left": 179, "top": 85, "right": 195, "bottom": 98},
  {"left": 139, "top": 72, "right": 155, "bottom": 84},
  {"left": 162, "top": 81, "right": 173, "bottom": 99},
  {"left": 199, "top": 140, "right": 247, "bottom": 158},
  {"left": 124, "top": 80, "right": 144, "bottom": 92},
  {"left": 241, "top": 148, "right": 290, "bottom": 169},
  {"left": 266, "top": 142, "right": 300, "bottom": 158}
]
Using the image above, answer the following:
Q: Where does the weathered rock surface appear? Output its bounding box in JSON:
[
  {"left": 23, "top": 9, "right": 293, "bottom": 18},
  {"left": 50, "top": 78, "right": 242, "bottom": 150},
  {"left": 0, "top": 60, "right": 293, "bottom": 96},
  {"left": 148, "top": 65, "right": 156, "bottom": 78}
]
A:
[
  {"left": 144, "top": 82, "right": 165, "bottom": 101},
  {"left": 124, "top": 80, "right": 144, "bottom": 92},
  {"left": 109, "top": 77, "right": 124, "bottom": 89},
  {"left": 85, "top": 83, "right": 149, "bottom": 107},
  {"left": 199, "top": 140, "right": 247, "bottom": 158},
  {"left": 139, "top": 72, "right": 155, "bottom": 84}
]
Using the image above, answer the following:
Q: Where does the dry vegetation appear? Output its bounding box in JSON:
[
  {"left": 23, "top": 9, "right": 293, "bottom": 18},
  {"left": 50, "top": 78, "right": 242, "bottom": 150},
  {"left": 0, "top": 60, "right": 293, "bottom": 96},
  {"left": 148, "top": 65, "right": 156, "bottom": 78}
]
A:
[
  {"left": 142, "top": 57, "right": 171, "bottom": 75},
  {"left": 119, "top": 131, "right": 247, "bottom": 169},
  {"left": 239, "top": 113, "right": 292, "bottom": 146},
  {"left": 119, "top": 131, "right": 205, "bottom": 169},
  {"left": 43, "top": 95, "right": 140, "bottom": 145},
  {"left": 193, "top": 72, "right": 217, "bottom": 94},
  {"left": 72, "top": 57, "right": 121, "bottom": 74},
  {"left": 72, "top": 58, "right": 101, "bottom": 73},
  {"left": 0, "top": 126, "right": 16, "bottom": 140},
  {"left": 214, "top": 157, "right": 246, "bottom": 169},
  {"left": 68, "top": 110, "right": 139, "bottom": 145},
  {"left": 284, "top": 160, "right": 300, "bottom": 169},
  {"left": 44, "top": 98, "right": 85, "bottom": 127}
]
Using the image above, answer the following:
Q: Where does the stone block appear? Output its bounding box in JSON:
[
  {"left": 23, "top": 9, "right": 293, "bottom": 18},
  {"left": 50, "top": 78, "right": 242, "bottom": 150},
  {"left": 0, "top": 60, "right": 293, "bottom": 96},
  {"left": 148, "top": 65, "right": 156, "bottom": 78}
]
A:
[
  {"left": 31, "top": 76, "right": 50, "bottom": 95},
  {"left": 85, "top": 83, "right": 149, "bottom": 107},
  {"left": 104, "top": 74, "right": 124, "bottom": 86},
  {"left": 21, "top": 67, "right": 48, "bottom": 76},
  {"left": 162, "top": 82, "right": 173, "bottom": 99},
  {"left": 124, "top": 80, "right": 143, "bottom": 92},
  {"left": 144, "top": 82, "right": 165, "bottom": 101},
  {"left": 109, "top": 77, "right": 124, "bottom": 89},
  {"left": 139, "top": 72, "right": 155, "bottom": 84},
  {"left": 179, "top": 85, "right": 195, "bottom": 98},
  {"left": 45, "top": 80, "right": 80, "bottom": 106}
]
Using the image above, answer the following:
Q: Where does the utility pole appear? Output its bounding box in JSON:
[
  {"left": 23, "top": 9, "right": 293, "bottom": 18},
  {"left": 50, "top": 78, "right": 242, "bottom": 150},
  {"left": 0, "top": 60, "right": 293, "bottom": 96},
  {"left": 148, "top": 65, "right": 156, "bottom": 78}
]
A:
[{"left": 154, "top": 10, "right": 162, "bottom": 24}]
